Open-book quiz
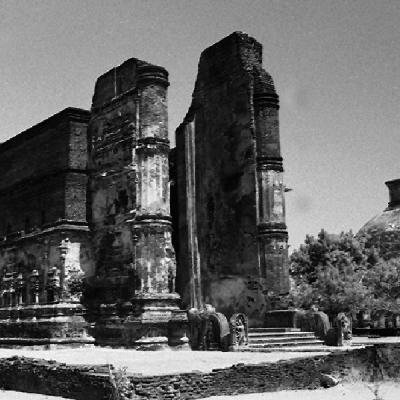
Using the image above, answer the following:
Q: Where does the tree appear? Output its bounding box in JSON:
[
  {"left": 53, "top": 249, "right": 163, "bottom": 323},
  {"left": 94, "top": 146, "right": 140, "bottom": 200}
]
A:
[
  {"left": 363, "top": 257, "right": 400, "bottom": 313},
  {"left": 289, "top": 230, "right": 383, "bottom": 317}
]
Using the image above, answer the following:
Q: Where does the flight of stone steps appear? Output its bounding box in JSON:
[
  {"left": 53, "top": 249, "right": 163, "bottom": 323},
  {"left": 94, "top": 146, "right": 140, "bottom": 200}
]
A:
[{"left": 240, "top": 327, "right": 326, "bottom": 352}]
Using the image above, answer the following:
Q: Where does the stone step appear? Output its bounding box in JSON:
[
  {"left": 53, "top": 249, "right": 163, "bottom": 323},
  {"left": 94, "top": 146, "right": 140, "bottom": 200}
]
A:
[
  {"left": 237, "top": 346, "right": 329, "bottom": 353},
  {"left": 248, "top": 328, "right": 301, "bottom": 333},
  {"left": 248, "top": 331, "right": 315, "bottom": 338},
  {"left": 248, "top": 335, "right": 320, "bottom": 344},
  {"left": 247, "top": 339, "right": 325, "bottom": 348},
  {"left": 245, "top": 327, "right": 325, "bottom": 352}
]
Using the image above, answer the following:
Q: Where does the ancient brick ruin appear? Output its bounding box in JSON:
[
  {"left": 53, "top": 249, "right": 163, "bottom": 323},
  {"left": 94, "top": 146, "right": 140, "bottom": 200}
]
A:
[
  {"left": 0, "top": 108, "right": 94, "bottom": 346},
  {"left": 0, "top": 32, "right": 289, "bottom": 347},
  {"left": 172, "top": 32, "right": 289, "bottom": 326},
  {"left": 87, "top": 59, "right": 187, "bottom": 348}
]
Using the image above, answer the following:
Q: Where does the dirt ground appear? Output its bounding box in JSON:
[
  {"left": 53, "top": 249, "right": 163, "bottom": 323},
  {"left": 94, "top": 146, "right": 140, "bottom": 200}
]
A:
[
  {"left": 0, "top": 338, "right": 399, "bottom": 399},
  {"left": 0, "top": 347, "right": 329, "bottom": 375},
  {"left": 1, "top": 382, "right": 400, "bottom": 400},
  {"left": 0, "top": 336, "right": 396, "bottom": 376},
  {"left": 0, "top": 391, "right": 72, "bottom": 399},
  {"left": 199, "top": 382, "right": 400, "bottom": 400}
]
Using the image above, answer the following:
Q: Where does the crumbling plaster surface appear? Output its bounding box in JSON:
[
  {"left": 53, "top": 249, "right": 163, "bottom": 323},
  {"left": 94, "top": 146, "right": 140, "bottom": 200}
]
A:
[
  {"left": 88, "top": 57, "right": 180, "bottom": 314},
  {"left": 0, "top": 229, "right": 94, "bottom": 296},
  {"left": 89, "top": 94, "right": 139, "bottom": 281},
  {"left": 173, "top": 32, "right": 289, "bottom": 324}
]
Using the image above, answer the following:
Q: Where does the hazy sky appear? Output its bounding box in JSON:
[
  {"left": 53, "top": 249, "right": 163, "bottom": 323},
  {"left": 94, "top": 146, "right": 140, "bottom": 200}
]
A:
[{"left": 1, "top": 0, "right": 399, "bottom": 249}]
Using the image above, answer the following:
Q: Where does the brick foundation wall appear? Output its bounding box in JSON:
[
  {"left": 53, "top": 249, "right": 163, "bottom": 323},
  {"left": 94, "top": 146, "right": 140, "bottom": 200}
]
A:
[
  {"left": 128, "top": 345, "right": 400, "bottom": 398},
  {"left": 0, "top": 357, "right": 112, "bottom": 400}
]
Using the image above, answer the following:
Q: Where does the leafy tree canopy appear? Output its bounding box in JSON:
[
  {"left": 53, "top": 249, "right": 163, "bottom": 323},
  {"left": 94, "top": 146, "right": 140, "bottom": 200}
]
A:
[{"left": 289, "top": 229, "right": 400, "bottom": 317}]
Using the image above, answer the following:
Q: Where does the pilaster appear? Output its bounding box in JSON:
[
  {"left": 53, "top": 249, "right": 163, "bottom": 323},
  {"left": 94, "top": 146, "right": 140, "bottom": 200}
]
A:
[{"left": 254, "top": 84, "right": 290, "bottom": 299}]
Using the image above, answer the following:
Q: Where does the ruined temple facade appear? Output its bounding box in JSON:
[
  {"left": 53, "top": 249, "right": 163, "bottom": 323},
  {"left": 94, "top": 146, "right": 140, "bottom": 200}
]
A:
[
  {"left": 0, "top": 108, "right": 94, "bottom": 346},
  {"left": 0, "top": 32, "right": 289, "bottom": 346},
  {"left": 172, "top": 32, "right": 290, "bottom": 326}
]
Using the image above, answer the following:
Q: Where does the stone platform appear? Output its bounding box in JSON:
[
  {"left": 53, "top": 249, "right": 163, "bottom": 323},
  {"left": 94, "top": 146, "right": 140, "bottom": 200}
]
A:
[{"left": 0, "top": 303, "right": 94, "bottom": 349}]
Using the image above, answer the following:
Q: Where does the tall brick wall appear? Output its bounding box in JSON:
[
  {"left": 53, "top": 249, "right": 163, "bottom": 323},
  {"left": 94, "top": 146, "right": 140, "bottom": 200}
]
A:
[
  {"left": 0, "top": 107, "right": 95, "bottom": 304},
  {"left": 0, "top": 108, "right": 90, "bottom": 236},
  {"left": 88, "top": 58, "right": 149, "bottom": 293},
  {"left": 88, "top": 58, "right": 186, "bottom": 348},
  {"left": 173, "top": 32, "right": 289, "bottom": 325},
  {"left": 0, "top": 121, "right": 69, "bottom": 190},
  {"left": 0, "top": 176, "right": 65, "bottom": 236},
  {"left": 88, "top": 58, "right": 174, "bottom": 289}
]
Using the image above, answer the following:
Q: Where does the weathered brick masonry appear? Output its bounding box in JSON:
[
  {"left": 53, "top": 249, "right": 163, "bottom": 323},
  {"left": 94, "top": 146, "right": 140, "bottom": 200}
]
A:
[
  {"left": 0, "top": 32, "right": 290, "bottom": 346},
  {"left": 0, "top": 108, "right": 94, "bottom": 346},
  {"left": 127, "top": 344, "right": 400, "bottom": 399},
  {"left": 87, "top": 58, "right": 187, "bottom": 348},
  {"left": 0, "top": 344, "right": 399, "bottom": 399},
  {"left": 0, "top": 107, "right": 90, "bottom": 238},
  {"left": 0, "top": 357, "right": 112, "bottom": 400},
  {"left": 172, "top": 32, "right": 290, "bottom": 326}
]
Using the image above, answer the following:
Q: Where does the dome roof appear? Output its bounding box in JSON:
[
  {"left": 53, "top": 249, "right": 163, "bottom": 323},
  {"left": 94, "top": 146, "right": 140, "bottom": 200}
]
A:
[
  {"left": 360, "top": 208, "right": 400, "bottom": 234},
  {"left": 359, "top": 179, "right": 400, "bottom": 259}
]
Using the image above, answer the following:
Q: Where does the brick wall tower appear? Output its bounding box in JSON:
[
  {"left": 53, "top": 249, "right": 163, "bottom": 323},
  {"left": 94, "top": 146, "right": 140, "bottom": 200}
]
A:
[
  {"left": 88, "top": 59, "right": 187, "bottom": 348},
  {"left": 172, "top": 32, "right": 290, "bottom": 326}
]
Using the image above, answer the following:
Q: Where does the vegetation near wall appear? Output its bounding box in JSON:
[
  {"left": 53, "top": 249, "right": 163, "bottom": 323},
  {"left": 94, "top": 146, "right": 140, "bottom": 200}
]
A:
[{"left": 289, "top": 230, "right": 400, "bottom": 318}]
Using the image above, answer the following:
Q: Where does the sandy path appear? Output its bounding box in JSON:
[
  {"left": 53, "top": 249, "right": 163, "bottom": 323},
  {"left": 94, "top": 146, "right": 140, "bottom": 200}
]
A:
[
  {"left": 0, "top": 347, "right": 328, "bottom": 375},
  {"left": 199, "top": 382, "right": 400, "bottom": 400},
  {"left": 0, "top": 391, "right": 71, "bottom": 400},
  {"left": 1, "top": 382, "right": 400, "bottom": 400}
]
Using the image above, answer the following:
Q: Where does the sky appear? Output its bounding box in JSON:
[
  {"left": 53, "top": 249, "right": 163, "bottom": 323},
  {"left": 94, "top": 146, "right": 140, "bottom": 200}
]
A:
[{"left": 1, "top": 0, "right": 399, "bottom": 250}]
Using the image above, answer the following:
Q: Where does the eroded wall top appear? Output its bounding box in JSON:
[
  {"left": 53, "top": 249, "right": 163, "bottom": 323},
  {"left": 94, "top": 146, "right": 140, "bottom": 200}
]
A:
[
  {"left": 0, "top": 107, "right": 90, "bottom": 236},
  {"left": 173, "top": 31, "right": 289, "bottom": 320}
]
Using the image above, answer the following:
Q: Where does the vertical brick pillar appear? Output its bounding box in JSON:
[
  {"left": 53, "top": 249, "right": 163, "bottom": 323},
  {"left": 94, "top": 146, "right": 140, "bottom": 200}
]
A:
[
  {"left": 133, "top": 65, "right": 173, "bottom": 295},
  {"left": 89, "top": 59, "right": 187, "bottom": 348},
  {"left": 254, "top": 84, "right": 290, "bottom": 303},
  {"left": 126, "top": 65, "right": 188, "bottom": 348}
]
